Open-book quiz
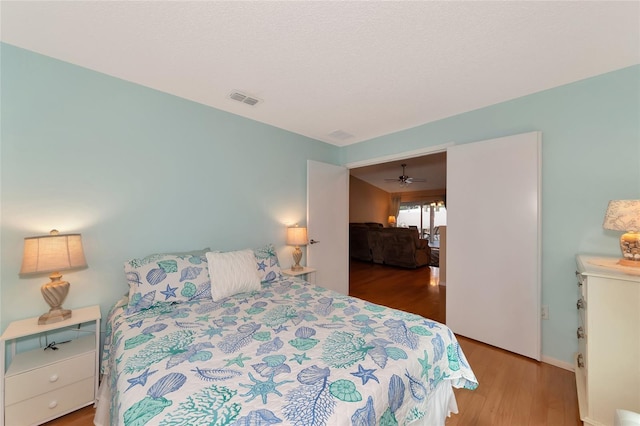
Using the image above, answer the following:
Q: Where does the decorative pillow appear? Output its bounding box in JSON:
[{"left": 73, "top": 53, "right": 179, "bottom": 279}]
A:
[
  {"left": 206, "top": 249, "right": 261, "bottom": 301},
  {"left": 253, "top": 243, "right": 282, "bottom": 283},
  {"left": 124, "top": 249, "right": 211, "bottom": 315}
]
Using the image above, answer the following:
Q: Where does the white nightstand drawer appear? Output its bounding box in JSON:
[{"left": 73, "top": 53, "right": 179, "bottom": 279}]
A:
[
  {"left": 5, "top": 376, "right": 95, "bottom": 426},
  {"left": 5, "top": 351, "right": 95, "bottom": 405},
  {"left": 1, "top": 306, "right": 101, "bottom": 425}
]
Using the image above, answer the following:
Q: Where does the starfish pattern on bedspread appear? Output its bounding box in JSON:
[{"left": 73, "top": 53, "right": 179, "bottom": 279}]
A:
[{"left": 102, "top": 276, "right": 478, "bottom": 426}]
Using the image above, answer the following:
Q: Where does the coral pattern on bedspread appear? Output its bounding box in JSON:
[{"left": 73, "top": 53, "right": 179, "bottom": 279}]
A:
[{"left": 102, "top": 277, "right": 478, "bottom": 426}]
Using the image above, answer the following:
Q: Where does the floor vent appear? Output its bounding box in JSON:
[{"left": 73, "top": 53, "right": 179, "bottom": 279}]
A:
[{"left": 229, "top": 91, "right": 261, "bottom": 106}]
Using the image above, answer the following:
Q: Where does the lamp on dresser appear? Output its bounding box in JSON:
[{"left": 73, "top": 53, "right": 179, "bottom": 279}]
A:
[
  {"left": 286, "top": 225, "right": 307, "bottom": 271},
  {"left": 603, "top": 200, "right": 640, "bottom": 267},
  {"left": 19, "top": 229, "right": 88, "bottom": 324}
]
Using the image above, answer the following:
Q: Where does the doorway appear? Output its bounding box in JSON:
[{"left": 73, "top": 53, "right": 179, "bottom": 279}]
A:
[
  {"left": 344, "top": 132, "right": 541, "bottom": 360},
  {"left": 346, "top": 145, "right": 449, "bottom": 301}
]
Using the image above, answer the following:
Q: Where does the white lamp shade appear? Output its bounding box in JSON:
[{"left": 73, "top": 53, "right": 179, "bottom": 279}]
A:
[
  {"left": 603, "top": 200, "right": 640, "bottom": 232},
  {"left": 20, "top": 232, "right": 87, "bottom": 275},
  {"left": 286, "top": 226, "right": 308, "bottom": 246}
]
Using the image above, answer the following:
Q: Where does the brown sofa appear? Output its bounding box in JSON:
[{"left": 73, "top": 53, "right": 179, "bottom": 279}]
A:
[
  {"left": 349, "top": 223, "right": 372, "bottom": 261},
  {"left": 349, "top": 224, "right": 430, "bottom": 268},
  {"left": 349, "top": 223, "right": 383, "bottom": 262}
]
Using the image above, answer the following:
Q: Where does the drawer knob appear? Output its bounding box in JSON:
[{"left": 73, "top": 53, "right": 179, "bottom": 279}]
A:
[
  {"left": 576, "top": 298, "right": 585, "bottom": 310},
  {"left": 577, "top": 326, "right": 585, "bottom": 339},
  {"left": 577, "top": 353, "right": 585, "bottom": 368},
  {"left": 48, "top": 400, "right": 58, "bottom": 409},
  {"left": 49, "top": 374, "right": 59, "bottom": 382}
]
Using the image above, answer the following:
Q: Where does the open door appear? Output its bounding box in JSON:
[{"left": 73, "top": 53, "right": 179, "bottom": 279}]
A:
[
  {"left": 446, "top": 132, "right": 541, "bottom": 360},
  {"left": 307, "top": 160, "right": 349, "bottom": 294}
]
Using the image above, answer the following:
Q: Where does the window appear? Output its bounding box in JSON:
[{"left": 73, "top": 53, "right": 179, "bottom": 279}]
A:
[{"left": 397, "top": 201, "right": 446, "bottom": 244}]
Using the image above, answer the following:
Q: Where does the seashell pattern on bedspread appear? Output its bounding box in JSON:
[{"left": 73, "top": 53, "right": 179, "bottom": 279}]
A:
[{"left": 101, "top": 277, "right": 478, "bottom": 426}]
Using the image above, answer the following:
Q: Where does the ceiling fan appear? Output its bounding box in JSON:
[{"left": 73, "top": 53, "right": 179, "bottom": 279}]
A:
[{"left": 385, "top": 163, "right": 426, "bottom": 187}]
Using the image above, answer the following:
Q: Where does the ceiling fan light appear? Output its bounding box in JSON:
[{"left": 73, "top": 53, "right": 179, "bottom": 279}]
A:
[{"left": 386, "top": 163, "right": 425, "bottom": 187}]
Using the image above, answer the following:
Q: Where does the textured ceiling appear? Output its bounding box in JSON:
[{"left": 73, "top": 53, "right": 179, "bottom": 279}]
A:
[{"left": 2, "top": 1, "right": 638, "bottom": 147}]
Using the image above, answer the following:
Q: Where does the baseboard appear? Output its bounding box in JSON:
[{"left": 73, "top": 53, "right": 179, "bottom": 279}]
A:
[{"left": 542, "top": 355, "right": 574, "bottom": 371}]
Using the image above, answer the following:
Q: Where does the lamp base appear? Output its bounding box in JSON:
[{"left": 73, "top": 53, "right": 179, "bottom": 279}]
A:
[
  {"left": 620, "top": 231, "right": 640, "bottom": 266},
  {"left": 291, "top": 246, "right": 303, "bottom": 271},
  {"left": 39, "top": 276, "right": 72, "bottom": 325},
  {"left": 618, "top": 258, "right": 640, "bottom": 268},
  {"left": 38, "top": 308, "right": 72, "bottom": 325}
]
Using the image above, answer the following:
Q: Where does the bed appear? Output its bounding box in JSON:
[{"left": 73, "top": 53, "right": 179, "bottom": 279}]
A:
[{"left": 96, "top": 246, "right": 478, "bottom": 426}]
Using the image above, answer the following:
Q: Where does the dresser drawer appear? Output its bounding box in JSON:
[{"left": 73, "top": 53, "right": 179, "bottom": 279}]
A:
[
  {"left": 5, "top": 351, "right": 95, "bottom": 405},
  {"left": 576, "top": 271, "right": 587, "bottom": 301},
  {"left": 5, "top": 376, "right": 95, "bottom": 426},
  {"left": 578, "top": 335, "right": 587, "bottom": 370},
  {"left": 577, "top": 298, "right": 586, "bottom": 329},
  {"left": 575, "top": 352, "right": 588, "bottom": 421}
]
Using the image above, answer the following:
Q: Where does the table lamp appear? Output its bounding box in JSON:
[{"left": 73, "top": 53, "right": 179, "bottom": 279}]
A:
[
  {"left": 286, "top": 225, "right": 308, "bottom": 271},
  {"left": 603, "top": 200, "right": 640, "bottom": 267},
  {"left": 20, "top": 230, "right": 87, "bottom": 324},
  {"left": 388, "top": 216, "right": 396, "bottom": 227}
]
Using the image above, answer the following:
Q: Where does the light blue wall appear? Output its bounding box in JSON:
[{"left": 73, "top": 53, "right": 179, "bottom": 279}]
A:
[
  {"left": 0, "top": 44, "right": 339, "bottom": 332},
  {"left": 2, "top": 43, "right": 639, "bottom": 366},
  {"left": 341, "top": 65, "right": 640, "bottom": 364}
]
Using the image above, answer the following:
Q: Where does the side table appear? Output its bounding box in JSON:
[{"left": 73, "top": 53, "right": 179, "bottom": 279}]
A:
[
  {"left": 0, "top": 305, "right": 101, "bottom": 425},
  {"left": 282, "top": 266, "right": 317, "bottom": 284}
]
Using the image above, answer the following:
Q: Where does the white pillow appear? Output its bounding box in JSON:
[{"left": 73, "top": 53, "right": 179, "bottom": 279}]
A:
[{"left": 206, "top": 249, "right": 261, "bottom": 300}]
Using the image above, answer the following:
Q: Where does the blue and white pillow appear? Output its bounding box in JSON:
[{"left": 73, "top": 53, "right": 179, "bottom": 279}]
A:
[
  {"left": 124, "top": 249, "right": 211, "bottom": 315},
  {"left": 253, "top": 243, "right": 282, "bottom": 283}
]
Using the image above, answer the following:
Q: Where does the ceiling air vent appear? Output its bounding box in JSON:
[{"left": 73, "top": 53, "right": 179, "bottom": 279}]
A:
[
  {"left": 328, "top": 130, "right": 354, "bottom": 141},
  {"left": 229, "top": 91, "right": 261, "bottom": 106}
]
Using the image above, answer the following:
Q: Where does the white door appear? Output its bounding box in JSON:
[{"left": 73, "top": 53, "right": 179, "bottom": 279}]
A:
[
  {"left": 446, "top": 132, "right": 541, "bottom": 360},
  {"left": 307, "top": 160, "right": 349, "bottom": 294}
]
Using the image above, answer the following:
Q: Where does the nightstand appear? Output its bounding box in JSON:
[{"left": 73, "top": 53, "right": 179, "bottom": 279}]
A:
[
  {"left": 0, "top": 305, "right": 101, "bottom": 425},
  {"left": 282, "top": 266, "right": 317, "bottom": 284}
]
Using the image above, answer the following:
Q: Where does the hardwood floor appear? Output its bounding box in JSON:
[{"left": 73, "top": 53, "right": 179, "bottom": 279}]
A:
[
  {"left": 46, "top": 260, "right": 581, "bottom": 426},
  {"left": 349, "top": 258, "right": 445, "bottom": 324},
  {"left": 349, "top": 260, "right": 581, "bottom": 426},
  {"left": 43, "top": 406, "right": 95, "bottom": 426}
]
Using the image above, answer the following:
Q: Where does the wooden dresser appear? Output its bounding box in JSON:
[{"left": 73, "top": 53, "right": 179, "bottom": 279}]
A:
[{"left": 575, "top": 255, "right": 640, "bottom": 426}]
